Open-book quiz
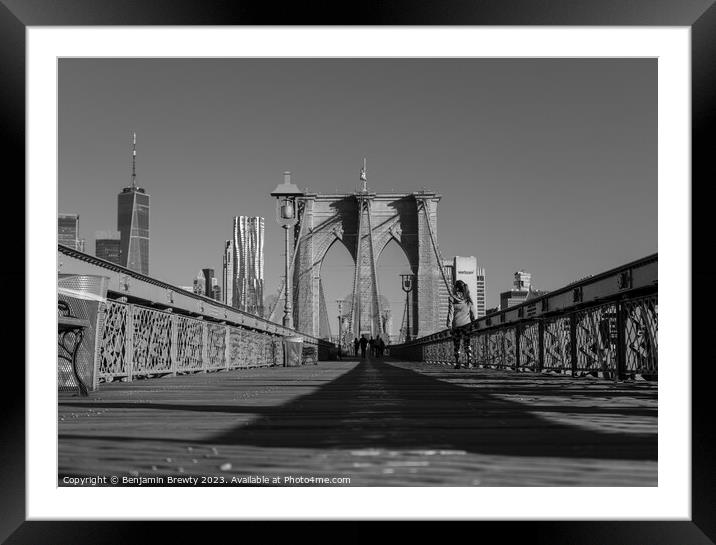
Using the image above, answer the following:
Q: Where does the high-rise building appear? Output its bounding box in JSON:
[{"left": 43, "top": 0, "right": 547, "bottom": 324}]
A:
[
  {"left": 438, "top": 256, "right": 487, "bottom": 325},
  {"left": 202, "top": 268, "right": 217, "bottom": 300},
  {"left": 193, "top": 271, "right": 205, "bottom": 296},
  {"left": 500, "top": 275, "right": 530, "bottom": 310},
  {"left": 474, "top": 267, "right": 487, "bottom": 318},
  {"left": 222, "top": 239, "right": 235, "bottom": 306},
  {"left": 233, "top": 216, "right": 265, "bottom": 317},
  {"left": 513, "top": 270, "right": 532, "bottom": 291},
  {"left": 95, "top": 230, "right": 121, "bottom": 264},
  {"left": 499, "top": 270, "right": 547, "bottom": 310},
  {"left": 438, "top": 259, "right": 455, "bottom": 328},
  {"left": 453, "top": 256, "right": 487, "bottom": 319},
  {"left": 58, "top": 213, "right": 80, "bottom": 250},
  {"left": 117, "top": 132, "right": 150, "bottom": 275},
  {"left": 211, "top": 277, "right": 221, "bottom": 302}
]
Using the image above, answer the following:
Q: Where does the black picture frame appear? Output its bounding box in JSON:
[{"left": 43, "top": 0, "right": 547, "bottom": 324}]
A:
[{"left": 6, "top": 0, "right": 713, "bottom": 542}]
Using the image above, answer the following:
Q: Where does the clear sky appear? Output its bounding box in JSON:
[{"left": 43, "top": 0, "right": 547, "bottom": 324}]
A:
[{"left": 58, "top": 58, "right": 656, "bottom": 335}]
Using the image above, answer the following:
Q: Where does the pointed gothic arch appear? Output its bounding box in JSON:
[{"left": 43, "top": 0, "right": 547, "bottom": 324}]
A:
[{"left": 292, "top": 190, "right": 444, "bottom": 339}]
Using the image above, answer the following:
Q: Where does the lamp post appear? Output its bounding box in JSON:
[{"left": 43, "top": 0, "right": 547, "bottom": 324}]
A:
[
  {"left": 336, "top": 299, "right": 344, "bottom": 353},
  {"left": 271, "top": 172, "right": 304, "bottom": 330},
  {"left": 400, "top": 273, "right": 415, "bottom": 342}
]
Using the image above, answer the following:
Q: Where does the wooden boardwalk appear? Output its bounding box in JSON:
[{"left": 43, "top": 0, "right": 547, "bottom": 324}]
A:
[{"left": 58, "top": 357, "right": 657, "bottom": 486}]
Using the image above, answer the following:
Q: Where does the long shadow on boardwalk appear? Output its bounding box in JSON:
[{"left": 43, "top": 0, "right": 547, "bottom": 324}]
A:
[
  {"left": 64, "top": 358, "right": 656, "bottom": 461},
  {"left": 214, "top": 359, "right": 656, "bottom": 460}
]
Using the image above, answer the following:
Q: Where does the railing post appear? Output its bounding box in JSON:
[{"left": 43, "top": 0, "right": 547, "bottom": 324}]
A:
[
  {"left": 569, "top": 313, "right": 578, "bottom": 376},
  {"left": 500, "top": 331, "right": 506, "bottom": 369},
  {"left": 225, "top": 326, "right": 232, "bottom": 370},
  {"left": 615, "top": 299, "right": 626, "bottom": 382},
  {"left": 201, "top": 321, "right": 208, "bottom": 372},
  {"left": 514, "top": 325, "right": 521, "bottom": 371},
  {"left": 125, "top": 303, "right": 134, "bottom": 382},
  {"left": 170, "top": 314, "right": 178, "bottom": 376},
  {"left": 485, "top": 333, "right": 490, "bottom": 368},
  {"left": 538, "top": 320, "right": 545, "bottom": 372},
  {"left": 92, "top": 302, "right": 107, "bottom": 391}
]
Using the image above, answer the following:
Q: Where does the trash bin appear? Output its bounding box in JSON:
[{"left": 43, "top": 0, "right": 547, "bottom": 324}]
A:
[
  {"left": 283, "top": 336, "right": 304, "bottom": 367},
  {"left": 58, "top": 274, "right": 109, "bottom": 393}
]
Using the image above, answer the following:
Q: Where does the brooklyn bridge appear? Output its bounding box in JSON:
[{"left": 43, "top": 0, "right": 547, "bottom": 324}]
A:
[{"left": 57, "top": 185, "right": 657, "bottom": 487}]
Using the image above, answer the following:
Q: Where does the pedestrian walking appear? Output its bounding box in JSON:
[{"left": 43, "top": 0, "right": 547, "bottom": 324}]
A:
[
  {"left": 447, "top": 279, "right": 476, "bottom": 369},
  {"left": 368, "top": 336, "right": 375, "bottom": 357},
  {"left": 359, "top": 335, "right": 368, "bottom": 358},
  {"left": 377, "top": 335, "right": 385, "bottom": 358},
  {"left": 353, "top": 337, "right": 360, "bottom": 357}
]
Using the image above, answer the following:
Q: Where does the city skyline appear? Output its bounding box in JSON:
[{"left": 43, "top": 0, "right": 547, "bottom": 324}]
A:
[{"left": 58, "top": 58, "right": 656, "bottom": 324}]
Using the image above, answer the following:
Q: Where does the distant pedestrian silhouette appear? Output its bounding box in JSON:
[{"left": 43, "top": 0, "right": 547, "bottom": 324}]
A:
[
  {"left": 377, "top": 335, "right": 385, "bottom": 358},
  {"left": 353, "top": 337, "right": 360, "bottom": 357},
  {"left": 359, "top": 336, "right": 368, "bottom": 358}
]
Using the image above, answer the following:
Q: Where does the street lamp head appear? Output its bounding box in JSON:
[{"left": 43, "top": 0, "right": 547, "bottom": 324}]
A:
[
  {"left": 270, "top": 171, "right": 304, "bottom": 199},
  {"left": 271, "top": 171, "right": 304, "bottom": 227}
]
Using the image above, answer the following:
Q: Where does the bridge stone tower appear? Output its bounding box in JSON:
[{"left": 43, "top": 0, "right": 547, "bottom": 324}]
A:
[{"left": 289, "top": 172, "right": 445, "bottom": 340}]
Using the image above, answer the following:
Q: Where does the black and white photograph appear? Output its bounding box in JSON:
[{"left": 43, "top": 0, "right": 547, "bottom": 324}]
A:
[
  {"left": 5, "top": 10, "right": 705, "bottom": 537},
  {"left": 56, "top": 55, "right": 659, "bottom": 488}
]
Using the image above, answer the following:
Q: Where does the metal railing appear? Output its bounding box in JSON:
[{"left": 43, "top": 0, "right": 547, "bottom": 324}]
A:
[
  {"left": 389, "top": 254, "right": 657, "bottom": 380},
  {"left": 97, "top": 299, "right": 296, "bottom": 382},
  {"left": 58, "top": 244, "right": 333, "bottom": 387}
]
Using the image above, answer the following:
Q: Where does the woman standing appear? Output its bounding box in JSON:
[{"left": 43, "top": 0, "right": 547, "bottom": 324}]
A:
[{"left": 446, "top": 280, "right": 476, "bottom": 369}]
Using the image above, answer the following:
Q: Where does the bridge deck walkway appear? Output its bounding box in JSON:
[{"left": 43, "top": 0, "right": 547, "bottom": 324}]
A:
[{"left": 58, "top": 356, "right": 657, "bottom": 486}]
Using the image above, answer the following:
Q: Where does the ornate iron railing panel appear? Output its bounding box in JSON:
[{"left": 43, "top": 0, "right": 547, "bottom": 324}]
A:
[
  {"left": 132, "top": 305, "right": 173, "bottom": 374},
  {"left": 544, "top": 316, "right": 571, "bottom": 371},
  {"left": 623, "top": 294, "right": 658, "bottom": 376},
  {"left": 503, "top": 327, "right": 517, "bottom": 369},
  {"left": 471, "top": 333, "right": 486, "bottom": 367},
  {"left": 98, "top": 300, "right": 129, "bottom": 377},
  {"left": 486, "top": 331, "right": 503, "bottom": 368},
  {"left": 519, "top": 322, "right": 540, "bottom": 370},
  {"left": 206, "top": 323, "right": 227, "bottom": 370},
  {"left": 229, "top": 327, "right": 248, "bottom": 368},
  {"left": 175, "top": 316, "right": 204, "bottom": 372},
  {"left": 574, "top": 302, "right": 617, "bottom": 376}
]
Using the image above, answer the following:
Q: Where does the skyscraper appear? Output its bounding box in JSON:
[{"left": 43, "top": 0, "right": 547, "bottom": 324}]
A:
[
  {"left": 200, "top": 268, "right": 222, "bottom": 301},
  {"left": 453, "top": 256, "right": 487, "bottom": 319},
  {"left": 117, "top": 132, "right": 150, "bottom": 275},
  {"left": 474, "top": 266, "right": 487, "bottom": 318},
  {"left": 193, "top": 271, "right": 205, "bottom": 296},
  {"left": 95, "top": 230, "right": 121, "bottom": 264},
  {"left": 513, "top": 270, "right": 532, "bottom": 291},
  {"left": 438, "top": 256, "right": 487, "bottom": 324},
  {"left": 438, "top": 259, "right": 455, "bottom": 328},
  {"left": 211, "top": 277, "right": 221, "bottom": 302},
  {"left": 233, "top": 216, "right": 265, "bottom": 317},
  {"left": 222, "top": 239, "right": 235, "bottom": 306},
  {"left": 58, "top": 213, "right": 80, "bottom": 249},
  {"left": 499, "top": 270, "right": 546, "bottom": 310}
]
